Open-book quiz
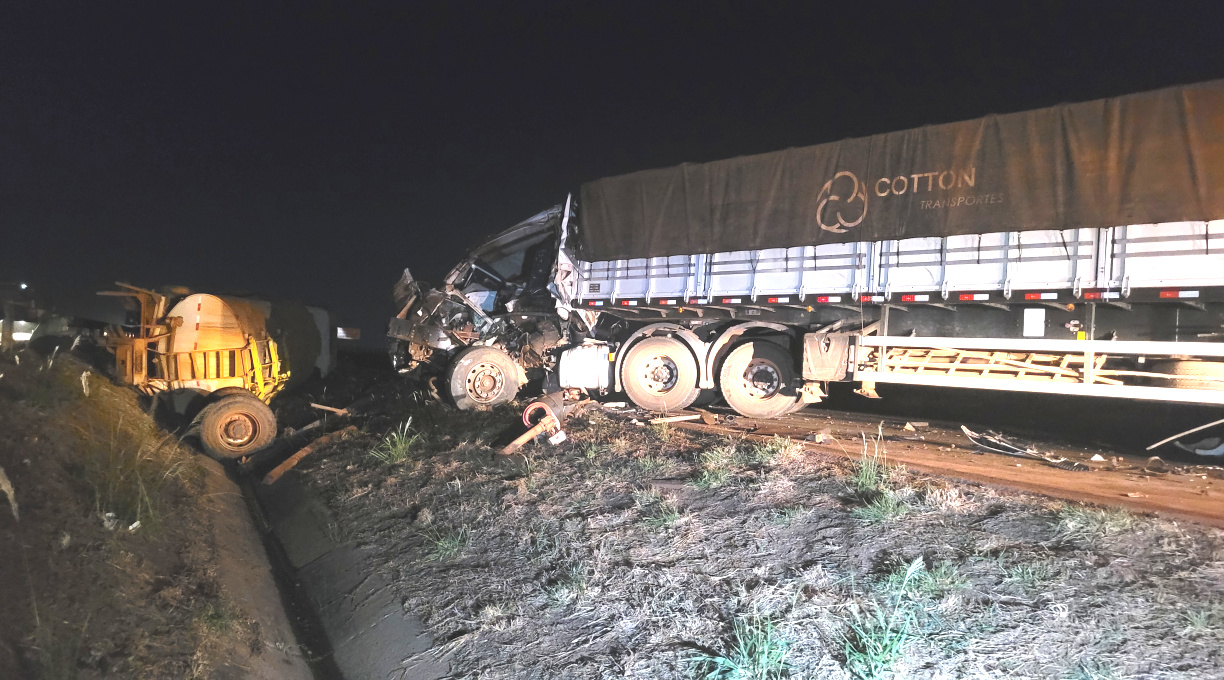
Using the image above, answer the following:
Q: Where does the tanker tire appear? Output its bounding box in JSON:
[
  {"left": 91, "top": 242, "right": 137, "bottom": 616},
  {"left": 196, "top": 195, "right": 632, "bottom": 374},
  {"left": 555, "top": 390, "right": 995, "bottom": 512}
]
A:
[
  {"left": 718, "top": 340, "right": 800, "bottom": 419},
  {"left": 621, "top": 337, "right": 700, "bottom": 412},
  {"left": 198, "top": 394, "right": 277, "bottom": 460},
  {"left": 1151, "top": 360, "right": 1224, "bottom": 391},
  {"left": 448, "top": 346, "right": 520, "bottom": 410}
]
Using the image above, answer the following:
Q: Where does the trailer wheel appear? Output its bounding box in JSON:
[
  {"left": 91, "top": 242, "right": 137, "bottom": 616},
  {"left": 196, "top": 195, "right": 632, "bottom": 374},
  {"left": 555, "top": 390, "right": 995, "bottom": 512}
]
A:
[
  {"left": 198, "top": 394, "right": 277, "bottom": 459},
  {"left": 1151, "top": 360, "right": 1224, "bottom": 391},
  {"left": 448, "top": 346, "right": 520, "bottom": 410},
  {"left": 621, "top": 337, "right": 699, "bottom": 412},
  {"left": 718, "top": 341, "right": 800, "bottom": 418}
]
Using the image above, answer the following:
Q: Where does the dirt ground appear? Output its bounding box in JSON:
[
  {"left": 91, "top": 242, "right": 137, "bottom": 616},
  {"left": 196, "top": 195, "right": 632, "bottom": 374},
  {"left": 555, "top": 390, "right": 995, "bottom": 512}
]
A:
[
  {"left": 0, "top": 348, "right": 307, "bottom": 679},
  {"left": 287, "top": 386, "right": 1224, "bottom": 679}
]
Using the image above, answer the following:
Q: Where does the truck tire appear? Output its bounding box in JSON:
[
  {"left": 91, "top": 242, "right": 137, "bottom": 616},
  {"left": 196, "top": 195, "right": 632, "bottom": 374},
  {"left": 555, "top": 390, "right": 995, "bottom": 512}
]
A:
[
  {"left": 718, "top": 340, "right": 800, "bottom": 418},
  {"left": 198, "top": 394, "right": 277, "bottom": 459},
  {"left": 1152, "top": 360, "right": 1224, "bottom": 391},
  {"left": 621, "top": 336, "right": 700, "bottom": 412},
  {"left": 448, "top": 346, "right": 520, "bottom": 410}
]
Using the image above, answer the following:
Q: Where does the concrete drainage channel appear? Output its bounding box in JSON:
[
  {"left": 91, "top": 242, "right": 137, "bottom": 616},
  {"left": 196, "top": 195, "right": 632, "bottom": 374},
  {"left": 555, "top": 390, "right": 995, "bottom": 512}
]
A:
[{"left": 236, "top": 467, "right": 449, "bottom": 680}]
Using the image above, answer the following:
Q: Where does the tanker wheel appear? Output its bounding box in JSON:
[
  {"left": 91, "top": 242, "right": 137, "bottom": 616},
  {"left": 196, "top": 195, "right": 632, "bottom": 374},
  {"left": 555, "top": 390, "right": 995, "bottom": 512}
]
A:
[
  {"left": 198, "top": 394, "right": 277, "bottom": 460},
  {"left": 448, "top": 346, "right": 520, "bottom": 410},
  {"left": 621, "top": 336, "right": 700, "bottom": 412},
  {"left": 1151, "top": 360, "right": 1224, "bottom": 390},
  {"left": 718, "top": 340, "right": 800, "bottom": 419}
]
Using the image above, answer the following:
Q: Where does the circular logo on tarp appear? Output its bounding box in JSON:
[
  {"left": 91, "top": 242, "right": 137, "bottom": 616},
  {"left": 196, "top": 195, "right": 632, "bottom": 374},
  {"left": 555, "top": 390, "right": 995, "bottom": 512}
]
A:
[{"left": 816, "top": 171, "right": 867, "bottom": 233}]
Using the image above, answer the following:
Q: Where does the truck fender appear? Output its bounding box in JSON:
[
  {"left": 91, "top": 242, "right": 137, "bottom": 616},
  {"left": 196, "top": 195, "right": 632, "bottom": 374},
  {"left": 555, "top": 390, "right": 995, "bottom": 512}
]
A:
[
  {"left": 612, "top": 323, "right": 708, "bottom": 393},
  {"left": 704, "top": 322, "right": 795, "bottom": 389}
]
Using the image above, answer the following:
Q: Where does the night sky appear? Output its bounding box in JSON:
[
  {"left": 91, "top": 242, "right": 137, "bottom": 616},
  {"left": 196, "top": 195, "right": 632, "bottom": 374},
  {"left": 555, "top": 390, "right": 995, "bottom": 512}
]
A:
[{"left": 3, "top": 2, "right": 1223, "bottom": 343}]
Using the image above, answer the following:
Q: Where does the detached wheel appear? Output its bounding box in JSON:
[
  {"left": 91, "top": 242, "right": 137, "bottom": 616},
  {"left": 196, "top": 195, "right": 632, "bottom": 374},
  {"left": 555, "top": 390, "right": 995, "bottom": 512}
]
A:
[
  {"left": 198, "top": 394, "right": 277, "bottom": 459},
  {"left": 621, "top": 336, "right": 699, "bottom": 412},
  {"left": 448, "top": 346, "right": 520, "bottom": 410},
  {"left": 718, "top": 340, "right": 800, "bottom": 418}
]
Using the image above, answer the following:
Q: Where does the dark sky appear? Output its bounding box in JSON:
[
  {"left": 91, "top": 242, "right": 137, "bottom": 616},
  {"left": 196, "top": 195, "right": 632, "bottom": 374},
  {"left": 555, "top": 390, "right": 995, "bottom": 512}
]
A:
[{"left": 3, "top": 1, "right": 1223, "bottom": 342}]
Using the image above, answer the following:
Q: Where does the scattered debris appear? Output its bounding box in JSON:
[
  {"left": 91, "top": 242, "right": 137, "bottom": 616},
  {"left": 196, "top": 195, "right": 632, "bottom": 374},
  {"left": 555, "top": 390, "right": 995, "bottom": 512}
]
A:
[
  {"left": 1145, "top": 456, "right": 1170, "bottom": 473},
  {"left": 1126, "top": 492, "right": 1149, "bottom": 498},
  {"left": 903, "top": 421, "right": 929, "bottom": 431},
  {"left": 263, "top": 425, "right": 358, "bottom": 485},
  {"left": 961, "top": 425, "right": 1090, "bottom": 471},
  {"left": 499, "top": 394, "right": 587, "bottom": 456},
  {"left": 805, "top": 428, "right": 833, "bottom": 444},
  {"left": 310, "top": 402, "right": 350, "bottom": 416},
  {"left": 499, "top": 414, "right": 562, "bottom": 456},
  {"left": 602, "top": 401, "right": 628, "bottom": 409},
  {"left": 102, "top": 511, "right": 120, "bottom": 530},
  {"left": 1146, "top": 417, "right": 1224, "bottom": 451},
  {"left": 0, "top": 465, "right": 16, "bottom": 520},
  {"left": 695, "top": 408, "right": 719, "bottom": 425},
  {"left": 648, "top": 413, "right": 701, "bottom": 425},
  {"left": 1090, "top": 454, "right": 1106, "bottom": 462},
  {"left": 1173, "top": 437, "right": 1224, "bottom": 457},
  {"left": 80, "top": 370, "right": 91, "bottom": 396}
]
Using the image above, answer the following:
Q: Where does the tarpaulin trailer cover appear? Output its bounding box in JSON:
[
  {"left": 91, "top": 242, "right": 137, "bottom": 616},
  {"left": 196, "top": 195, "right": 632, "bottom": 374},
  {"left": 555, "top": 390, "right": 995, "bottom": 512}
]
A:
[{"left": 577, "top": 80, "right": 1224, "bottom": 262}]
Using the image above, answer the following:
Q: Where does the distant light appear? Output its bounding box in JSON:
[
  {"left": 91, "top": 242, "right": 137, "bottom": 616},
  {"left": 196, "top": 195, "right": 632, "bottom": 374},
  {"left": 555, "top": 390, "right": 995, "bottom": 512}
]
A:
[
  {"left": 336, "top": 327, "right": 361, "bottom": 340},
  {"left": 19, "top": 283, "right": 27, "bottom": 290},
  {"left": 12, "top": 332, "right": 32, "bottom": 342}
]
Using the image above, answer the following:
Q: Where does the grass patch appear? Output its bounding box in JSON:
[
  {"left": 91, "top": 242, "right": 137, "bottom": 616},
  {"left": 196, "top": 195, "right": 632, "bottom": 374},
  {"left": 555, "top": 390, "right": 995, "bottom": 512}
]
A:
[
  {"left": 546, "top": 563, "right": 589, "bottom": 607},
  {"left": 422, "top": 525, "right": 471, "bottom": 561},
  {"left": 766, "top": 506, "right": 807, "bottom": 527},
  {"left": 369, "top": 418, "right": 423, "bottom": 464},
  {"left": 692, "top": 614, "right": 790, "bottom": 680},
  {"left": 649, "top": 422, "right": 673, "bottom": 442},
  {"left": 843, "top": 558, "right": 922, "bottom": 679},
  {"left": 1004, "top": 560, "right": 1056, "bottom": 588},
  {"left": 635, "top": 455, "right": 676, "bottom": 477},
  {"left": 741, "top": 436, "right": 798, "bottom": 466},
  {"left": 195, "top": 601, "right": 236, "bottom": 633},
  {"left": 851, "top": 492, "right": 908, "bottom": 523},
  {"left": 1055, "top": 505, "right": 1136, "bottom": 541},
  {"left": 881, "top": 561, "right": 967, "bottom": 601},
  {"left": 693, "top": 444, "right": 737, "bottom": 489},
  {"left": 634, "top": 488, "right": 681, "bottom": 527},
  {"left": 75, "top": 406, "right": 189, "bottom": 529}
]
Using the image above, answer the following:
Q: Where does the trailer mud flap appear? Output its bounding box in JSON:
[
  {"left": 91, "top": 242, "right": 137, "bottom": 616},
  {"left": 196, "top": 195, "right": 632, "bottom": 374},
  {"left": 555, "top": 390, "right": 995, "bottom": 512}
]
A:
[{"left": 802, "top": 332, "right": 850, "bottom": 381}]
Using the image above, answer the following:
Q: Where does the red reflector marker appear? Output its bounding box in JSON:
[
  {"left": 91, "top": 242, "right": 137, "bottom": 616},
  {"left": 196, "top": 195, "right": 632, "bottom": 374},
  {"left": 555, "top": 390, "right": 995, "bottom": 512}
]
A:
[
  {"left": 816, "top": 296, "right": 830, "bottom": 303},
  {"left": 1084, "top": 291, "right": 1102, "bottom": 299},
  {"left": 1159, "top": 290, "right": 1178, "bottom": 298},
  {"left": 901, "top": 294, "right": 915, "bottom": 302}
]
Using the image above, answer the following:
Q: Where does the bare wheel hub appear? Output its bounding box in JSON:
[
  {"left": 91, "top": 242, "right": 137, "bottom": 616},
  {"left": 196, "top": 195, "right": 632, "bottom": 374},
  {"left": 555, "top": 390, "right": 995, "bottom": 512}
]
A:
[
  {"left": 220, "top": 412, "right": 258, "bottom": 447},
  {"left": 740, "top": 359, "right": 782, "bottom": 400},
  {"left": 467, "top": 362, "right": 506, "bottom": 403},
  {"left": 639, "top": 354, "right": 679, "bottom": 395}
]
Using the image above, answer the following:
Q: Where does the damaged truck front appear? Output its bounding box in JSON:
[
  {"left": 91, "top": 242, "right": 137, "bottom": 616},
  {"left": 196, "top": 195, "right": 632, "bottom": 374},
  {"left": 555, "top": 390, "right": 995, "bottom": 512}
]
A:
[{"left": 387, "top": 205, "right": 590, "bottom": 409}]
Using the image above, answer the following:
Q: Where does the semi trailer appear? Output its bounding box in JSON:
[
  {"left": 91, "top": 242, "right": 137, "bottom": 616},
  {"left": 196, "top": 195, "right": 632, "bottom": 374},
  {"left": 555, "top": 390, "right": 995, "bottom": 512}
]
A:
[{"left": 389, "top": 80, "right": 1224, "bottom": 417}]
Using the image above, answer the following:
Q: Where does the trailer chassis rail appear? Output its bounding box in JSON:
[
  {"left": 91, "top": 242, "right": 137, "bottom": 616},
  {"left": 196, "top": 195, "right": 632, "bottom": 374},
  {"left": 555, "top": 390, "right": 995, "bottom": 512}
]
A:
[{"left": 853, "top": 336, "right": 1224, "bottom": 405}]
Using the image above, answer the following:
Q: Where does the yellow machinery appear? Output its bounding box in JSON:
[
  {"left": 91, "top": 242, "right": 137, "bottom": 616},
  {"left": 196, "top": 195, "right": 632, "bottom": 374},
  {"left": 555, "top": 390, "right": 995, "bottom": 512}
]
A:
[{"left": 103, "top": 283, "right": 293, "bottom": 459}]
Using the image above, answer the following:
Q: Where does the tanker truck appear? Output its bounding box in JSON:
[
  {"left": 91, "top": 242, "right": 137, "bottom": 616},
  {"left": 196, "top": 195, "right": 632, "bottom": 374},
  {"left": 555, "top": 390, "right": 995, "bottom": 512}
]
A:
[
  {"left": 104, "top": 283, "right": 334, "bottom": 458},
  {"left": 389, "top": 80, "right": 1224, "bottom": 416}
]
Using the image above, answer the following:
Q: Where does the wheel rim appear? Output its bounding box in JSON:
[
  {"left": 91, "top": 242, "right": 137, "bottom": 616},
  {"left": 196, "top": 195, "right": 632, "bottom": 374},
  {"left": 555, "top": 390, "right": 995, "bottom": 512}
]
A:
[
  {"left": 466, "top": 362, "right": 506, "bottom": 403},
  {"left": 739, "top": 358, "right": 782, "bottom": 400},
  {"left": 638, "top": 354, "right": 680, "bottom": 395},
  {"left": 219, "top": 411, "right": 260, "bottom": 448}
]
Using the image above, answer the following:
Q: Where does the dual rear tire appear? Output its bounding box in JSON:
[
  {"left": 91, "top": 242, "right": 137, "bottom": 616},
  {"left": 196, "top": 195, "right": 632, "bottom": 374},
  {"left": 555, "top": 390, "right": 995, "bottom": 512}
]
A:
[
  {"left": 620, "top": 336, "right": 801, "bottom": 419},
  {"left": 621, "top": 337, "right": 700, "bottom": 412},
  {"left": 718, "top": 341, "right": 801, "bottom": 418}
]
